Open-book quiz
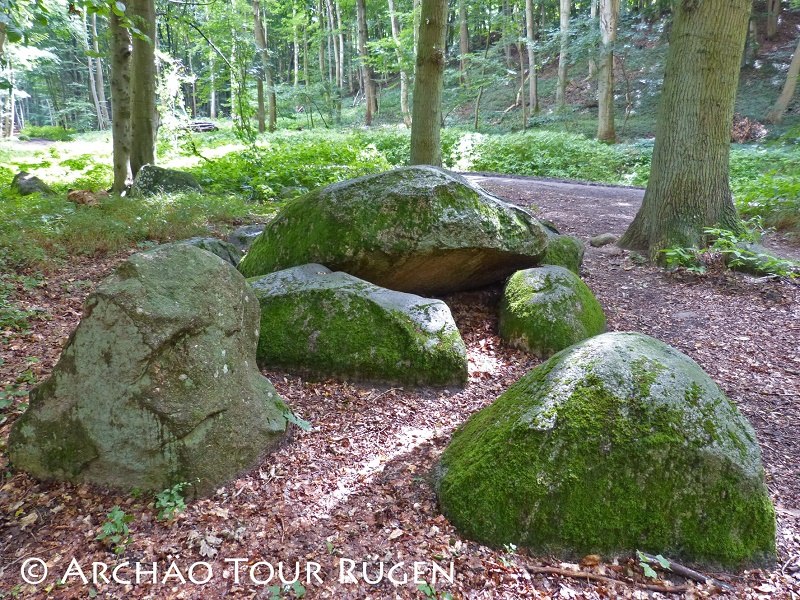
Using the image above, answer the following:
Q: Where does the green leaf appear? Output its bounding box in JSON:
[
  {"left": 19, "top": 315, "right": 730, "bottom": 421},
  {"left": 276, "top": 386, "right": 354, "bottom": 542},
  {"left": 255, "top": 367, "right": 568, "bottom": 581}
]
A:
[
  {"left": 6, "top": 24, "right": 23, "bottom": 43},
  {"left": 640, "top": 562, "right": 658, "bottom": 579},
  {"left": 115, "top": 1, "right": 126, "bottom": 12},
  {"left": 655, "top": 554, "right": 671, "bottom": 570}
]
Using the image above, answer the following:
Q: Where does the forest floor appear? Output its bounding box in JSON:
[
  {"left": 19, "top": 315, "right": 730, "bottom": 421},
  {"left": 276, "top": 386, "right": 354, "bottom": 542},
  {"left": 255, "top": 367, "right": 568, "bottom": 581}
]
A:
[{"left": 1, "top": 176, "right": 799, "bottom": 599}]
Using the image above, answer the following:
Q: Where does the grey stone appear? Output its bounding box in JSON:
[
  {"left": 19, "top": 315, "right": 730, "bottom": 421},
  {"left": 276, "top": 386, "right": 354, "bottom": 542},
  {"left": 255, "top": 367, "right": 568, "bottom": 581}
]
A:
[
  {"left": 130, "top": 165, "right": 202, "bottom": 196},
  {"left": 590, "top": 233, "right": 618, "bottom": 247},
  {"left": 249, "top": 264, "right": 468, "bottom": 386},
  {"left": 9, "top": 244, "right": 289, "bottom": 496},
  {"left": 228, "top": 225, "right": 266, "bottom": 253},
  {"left": 11, "top": 171, "right": 52, "bottom": 196},
  {"left": 238, "top": 166, "right": 550, "bottom": 295},
  {"left": 180, "top": 237, "right": 242, "bottom": 267}
]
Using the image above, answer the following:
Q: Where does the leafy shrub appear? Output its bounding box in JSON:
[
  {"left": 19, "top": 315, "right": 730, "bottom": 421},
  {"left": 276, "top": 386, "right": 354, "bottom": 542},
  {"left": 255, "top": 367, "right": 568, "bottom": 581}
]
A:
[{"left": 19, "top": 125, "right": 76, "bottom": 142}]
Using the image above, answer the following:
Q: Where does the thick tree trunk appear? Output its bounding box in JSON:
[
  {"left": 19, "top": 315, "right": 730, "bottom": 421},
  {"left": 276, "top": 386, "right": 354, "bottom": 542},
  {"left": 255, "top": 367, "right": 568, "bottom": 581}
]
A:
[
  {"left": 129, "top": 0, "right": 157, "bottom": 179},
  {"left": 356, "top": 0, "right": 376, "bottom": 124},
  {"left": 766, "top": 35, "right": 800, "bottom": 124},
  {"left": 618, "top": 0, "right": 751, "bottom": 259},
  {"left": 525, "top": 0, "right": 539, "bottom": 113},
  {"left": 109, "top": 11, "right": 132, "bottom": 193},
  {"left": 556, "top": 0, "right": 570, "bottom": 108},
  {"left": 596, "top": 0, "right": 618, "bottom": 142},
  {"left": 458, "top": 0, "right": 469, "bottom": 83},
  {"left": 410, "top": 0, "right": 448, "bottom": 165},
  {"left": 253, "top": 0, "right": 276, "bottom": 132},
  {"left": 388, "top": 0, "right": 412, "bottom": 126}
]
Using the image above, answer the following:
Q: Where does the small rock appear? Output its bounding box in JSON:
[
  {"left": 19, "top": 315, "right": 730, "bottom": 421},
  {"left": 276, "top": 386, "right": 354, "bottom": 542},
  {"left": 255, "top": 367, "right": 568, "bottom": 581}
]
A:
[
  {"left": 179, "top": 237, "right": 243, "bottom": 267},
  {"left": 11, "top": 171, "right": 51, "bottom": 196},
  {"left": 228, "top": 224, "right": 266, "bottom": 253},
  {"left": 590, "top": 233, "right": 618, "bottom": 247}
]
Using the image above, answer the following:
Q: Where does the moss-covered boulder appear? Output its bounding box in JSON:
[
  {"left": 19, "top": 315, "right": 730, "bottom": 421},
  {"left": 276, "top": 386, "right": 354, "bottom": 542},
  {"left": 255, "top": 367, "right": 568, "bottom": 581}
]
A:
[
  {"left": 9, "top": 245, "right": 289, "bottom": 496},
  {"left": 541, "top": 232, "right": 584, "bottom": 274},
  {"left": 435, "top": 332, "right": 776, "bottom": 568},
  {"left": 130, "top": 164, "right": 202, "bottom": 196},
  {"left": 238, "top": 166, "right": 550, "bottom": 295},
  {"left": 499, "top": 266, "right": 606, "bottom": 358},
  {"left": 11, "top": 171, "right": 52, "bottom": 196},
  {"left": 249, "top": 264, "right": 468, "bottom": 386}
]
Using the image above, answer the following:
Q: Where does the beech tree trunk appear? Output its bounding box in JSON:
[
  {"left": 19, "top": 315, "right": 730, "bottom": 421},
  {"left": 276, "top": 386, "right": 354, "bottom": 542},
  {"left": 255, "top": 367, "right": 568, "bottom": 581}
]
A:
[
  {"left": 588, "top": 0, "right": 598, "bottom": 80},
  {"left": 458, "top": 0, "right": 469, "bottom": 83},
  {"left": 253, "top": 0, "right": 277, "bottom": 132},
  {"left": 129, "top": 0, "right": 157, "bottom": 179},
  {"left": 766, "top": 35, "right": 800, "bottom": 124},
  {"left": 618, "top": 0, "right": 751, "bottom": 259},
  {"left": 109, "top": 10, "right": 131, "bottom": 193},
  {"left": 92, "top": 14, "right": 110, "bottom": 128},
  {"left": 765, "top": 0, "right": 779, "bottom": 40},
  {"left": 556, "top": 0, "right": 570, "bottom": 108},
  {"left": 388, "top": 0, "right": 411, "bottom": 126},
  {"left": 356, "top": 0, "right": 376, "bottom": 124},
  {"left": 525, "top": 0, "right": 539, "bottom": 113},
  {"left": 596, "top": 0, "right": 618, "bottom": 142},
  {"left": 410, "top": 0, "right": 448, "bottom": 165}
]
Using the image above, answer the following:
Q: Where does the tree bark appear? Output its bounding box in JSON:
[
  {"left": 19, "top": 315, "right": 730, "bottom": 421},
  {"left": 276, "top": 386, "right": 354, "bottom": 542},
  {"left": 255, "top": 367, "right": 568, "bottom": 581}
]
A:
[
  {"left": 388, "top": 0, "right": 412, "bottom": 126},
  {"left": 129, "top": 0, "right": 157, "bottom": 179},
  {"left": 618, "top": 0, "right": 751, "bottom": 259},
  {"left": 766, "top": 35, "right": 800, "bottom": 124},
  {"left": 556, "top": 0, "right": 570, "bottom": 108},
  {"left": 525, "top": 0, "right": 539, "bottom": 113},
  {"left": 458, "top": 0, "right": 469, "bottom": 83},
  {"left": 765, "top": 0, "right": 779, "bottom": 40},
  {"left": 356, "top": 0, "right": 376, "bottom": 124},
  {"left": 410, "top": 0, "right": 448, "bottom": 165},
  {"left": 109, "top": 10, "right": 132, "bottom": 193},
  {"left": 83, "top": 12, "right": 107, "bottom": 130},
  {"left": 92, "top": 14, "right": 110, "bottom": 128},
  {"left": 253, "top": 0, "right": 276, "bottom": 132},
  {"left": 596, "top": 0, "right": 618, "bottom": 142},
  {"left": 588, "top": 0, "right": 598, "bottom": 80}
]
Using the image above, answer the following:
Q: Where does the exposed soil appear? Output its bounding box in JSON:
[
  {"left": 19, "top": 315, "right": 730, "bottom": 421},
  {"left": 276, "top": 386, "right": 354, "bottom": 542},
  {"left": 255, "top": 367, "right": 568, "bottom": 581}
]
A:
[{"left": 1, "top": 176, "right": 798, "bottom": 599}]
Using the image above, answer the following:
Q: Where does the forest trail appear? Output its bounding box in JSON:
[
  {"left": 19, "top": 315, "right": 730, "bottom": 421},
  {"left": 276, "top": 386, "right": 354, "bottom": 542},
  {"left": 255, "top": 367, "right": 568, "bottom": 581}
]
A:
[{"left": 468, "top": 173, "right": 800, "bottom": 262}]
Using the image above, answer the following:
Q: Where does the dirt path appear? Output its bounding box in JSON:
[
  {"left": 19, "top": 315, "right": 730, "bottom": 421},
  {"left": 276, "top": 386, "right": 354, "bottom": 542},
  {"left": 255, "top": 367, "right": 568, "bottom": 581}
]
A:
[
  {"left": 468, "top": 173, "right": 800, "bottom": 262},
  {"left": 0, "top": 176, "right": 798, "bottom": 599}
]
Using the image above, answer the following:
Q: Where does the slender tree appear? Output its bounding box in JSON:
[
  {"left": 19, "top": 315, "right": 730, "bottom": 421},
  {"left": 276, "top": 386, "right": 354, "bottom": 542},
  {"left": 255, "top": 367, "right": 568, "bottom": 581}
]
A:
[
  {"left": 410, "top": 0, "right": 448, "bottom": 165},
  {"left": 619, "top": 0, "right": 752, "bottom": 258},
  {"left": 355, "top": 0, "right": 376, "bottom": 124},
  {"left": 525, "top": 0, "right": 539, "bottom": 113},
  {"left": 766, "top": 35, "right": 800, "bottom": 124},
  {"left": 253, "top": 0, "right": 276, "bottom": 132},
  {"left": 556, "top": 0, "right": 570, "bottom": 107},
  {"left": 596, "top": 0, "right": 619, "bottom": 142},
  {"left": 388, "top": 0, "right": 411, "bottom": 126}
]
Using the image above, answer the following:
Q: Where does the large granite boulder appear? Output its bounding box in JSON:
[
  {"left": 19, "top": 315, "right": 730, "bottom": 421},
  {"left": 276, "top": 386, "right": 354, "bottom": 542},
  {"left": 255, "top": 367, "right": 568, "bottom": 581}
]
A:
[
  {"left": 249, "top": 264, "right": 468, "bottom": 386},
  {"left": 435, "top": 332, "right": 776, "bottom": 568},
  {"left": 11, "top": 171, "right": 52, "bottom": 196},
  {"left": 238, "top": 166, "right": 550, "bottom": 295},
  {"left": 499, "top": 266, "right": 606, "bottom": 358},
  {"left": 9, "top": 244, "right": 289, "bottom": 496},
  {"left": 130, "top": 165, "right": 202, "bottom": 196}
]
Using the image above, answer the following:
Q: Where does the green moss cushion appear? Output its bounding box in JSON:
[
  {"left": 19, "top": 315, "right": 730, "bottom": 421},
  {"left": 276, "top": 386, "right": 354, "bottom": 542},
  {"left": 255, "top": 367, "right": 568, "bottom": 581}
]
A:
[
  {"left": 435, "top": 332, "right": 776, "bottom": 568},
  {"left": 238, "top": 166, "right": 549, "bottom": 295},
  {"left": 249, "top": 264, "right": 468, "bottom": 386},
  {"left": 499, "top": 266, "right": 606, "bottom": 358},
  {"left": 541, "top": 233, "right": 585, "bottom": 274}
]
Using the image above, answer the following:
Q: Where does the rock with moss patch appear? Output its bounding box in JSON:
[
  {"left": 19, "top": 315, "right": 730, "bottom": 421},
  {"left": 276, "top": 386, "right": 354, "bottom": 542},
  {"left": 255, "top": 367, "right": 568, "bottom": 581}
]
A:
[
  {"left": 228, "top": 224, "right": 266, "bottom": 252},
  {"left": 542, "top": 233, "right": 584, "bottom": 273},
  {"left": 180, "top": 237, "right": 242, "bottom": 267},
  {"left": 8, "top": 244, "right": 289, "bottom": 496},
  {"left": 499, "top": 266, "right": 606, "bottom": 358},
  {"left": 435, "top": 331, "right": 776, "bottom": 568},
  {"left": 11, "top": 171, "right": 52, "bottom": 196},
  {"left": 249, "top": 264, "right": 468, "bottom": 386},
  {"left": 238, "top": 166, "right": 550, "bottom": 295},
  {"left": 130, "top": 164, "right": 202, "bottom": 196},
  {"left": 590, "top": 233, "right": 617, "bottom": 247}
]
